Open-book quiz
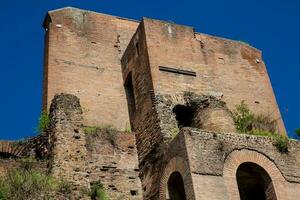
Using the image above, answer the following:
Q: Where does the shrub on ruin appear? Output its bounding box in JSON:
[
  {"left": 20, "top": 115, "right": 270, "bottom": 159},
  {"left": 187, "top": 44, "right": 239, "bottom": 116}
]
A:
[
  {"left": 273, "top": 134, "right": 289, "bottom": 153},
  {"left": 233, "top": 100, "right": 255, "bottom": 133},
  {"left": 36, "top": 111, "right": 50, "bottom": 133},
  {"left": 233, "top": 101, "right": 278, "bottom": 134},
  {"left": 295, "top": 128, "right": 300, "bottom": 137},
  {"left": 0, "top": 160, "right": 72, "bottom": 200},
  {"left": 89, "top": 181, "right": 110, "bottom": 200},
  {"left": 233, "top": 101, "right": 289, "bottom": 152}
]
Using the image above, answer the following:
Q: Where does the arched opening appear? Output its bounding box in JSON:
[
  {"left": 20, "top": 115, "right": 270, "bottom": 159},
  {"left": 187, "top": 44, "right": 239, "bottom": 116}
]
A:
[
  {"left": 172, "top": 105, "right": 195, "bottom": 128},
  {"left": 167, "top": 171, "right": 186, "bottom": 200},
  {"left": 236, "top": 162, "right": 277, "bottom": 200}
]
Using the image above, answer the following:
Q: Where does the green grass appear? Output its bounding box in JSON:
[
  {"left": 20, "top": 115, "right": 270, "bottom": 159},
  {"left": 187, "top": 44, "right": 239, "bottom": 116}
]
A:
[
  {"left": 89, "top": 181, "right": 110, "bottom": 200},
  {"left": 124, "top": 123, "right": 132, "bottom": 133},
  {"left": 84, "top": 125, "right": 117, "bottom": 135},
  {"left": 273, "top": 134, "right": 289, "bottom": 153},
  {"left": 0, "top": 158, "right": 72, "bottom": 200}
]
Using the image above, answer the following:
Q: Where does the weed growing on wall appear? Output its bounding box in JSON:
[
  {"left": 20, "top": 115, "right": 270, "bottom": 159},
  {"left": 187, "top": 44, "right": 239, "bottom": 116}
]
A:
[
  {"left": 89, "top": 181, "right": 110, "bottom": 200},
  {"left": 36, "top": 111, "right": 50, "bottom": 133},
  {"left": 233, "top": 101, "right": 288, "bottom": 152},
  {"left": 124, "top": 122, "right": 132, "bottom": 133},
  {"left": 273, "top": 134, "right": 289, "bottom": 153},
  {"left": 233, "top": 100, "right": 255, "bottom": 133},
  {"left": 295, "top": 128, "right": 300, "bottom": 137}
]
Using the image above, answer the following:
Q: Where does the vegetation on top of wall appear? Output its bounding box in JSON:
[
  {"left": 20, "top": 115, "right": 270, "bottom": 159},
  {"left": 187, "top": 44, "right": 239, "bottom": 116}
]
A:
[
  {"left": 233, "top": 101, "right": 277, "bottom": 135},
  {"left": 238, "top": 40, "right": 251, "bottom": 46},
  {"left": 124, "top": 123, "right": 132, "bottom": 133},
  {"left": 233, "top": 101, "right": 288, "bottom": 153},
  {"left": 84, "top": 125, "right": 117, "bottom": 135},
  {"left": 35, "top": 111, "right": 50, "bottom": 133},
  {"left": 89, "top": 181, "right": 110, "bottom": 200},
  {"left": 273, "top": 134, "right": 289, "bottom": 153},
  {"left": 84, "top": 125, "right": 119, "bottom": 149},
  {"left": 0, "top": 158, "right": 72, "bottom": 200},
  {"left": 295, "top": 128, "right": 300, "bottom": 137}
]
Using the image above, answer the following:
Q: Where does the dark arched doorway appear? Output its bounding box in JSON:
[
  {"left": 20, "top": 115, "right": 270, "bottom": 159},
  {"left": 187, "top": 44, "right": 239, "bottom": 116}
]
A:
[
  {"left": 236, "top": 162, "right": 277, "bottom": 200},
  {"left": 167, "top": 171, "right": 186, "bottom": 200}
]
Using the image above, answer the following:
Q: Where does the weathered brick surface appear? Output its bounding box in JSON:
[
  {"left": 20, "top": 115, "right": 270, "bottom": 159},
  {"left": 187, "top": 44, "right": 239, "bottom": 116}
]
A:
[
  {"left": 86, "top": 129, "right": 142, "bottom": 200},
  {"left": 43, "top": 7, "right": 139, "bottom": 131},
  {"left": 182, "top": 128, "right": 300, "bottom": 183},
  {"left": 155, "top": 128, "right": 300, "bottom": 200},
  {"left": 38, "top": 7, "right": 297, "bottom": 200},
  {"left": 141, "top": 18, "right": 285, "bottom": 133},
  {"left": 121, "top": 21, "right": 162, "bottom": 163},
  {"left": 48, "top": 93, "right": 89, "bottom": 199},
  {"left": 47, "top": 93, "right": 143, "bottom": 199}
]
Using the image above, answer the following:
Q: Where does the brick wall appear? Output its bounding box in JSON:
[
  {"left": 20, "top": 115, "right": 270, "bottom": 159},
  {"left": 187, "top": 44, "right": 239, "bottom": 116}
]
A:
[
  {"left": 48, "top": 93, "right": 143, "bottom": 199},
  {"left": 86, "top": 129, "right": 142, "bottom": 200},
  {"left": 43, "top": 7, "right": 139, "bottom": 131},
  {"left": 121, "top": 21, "right": 162, "bottom": 163},
  {"left": 142, "top": 18, "right": 285, "bottom": 133},
  {"left": 157, "top": 128, "right": 300, "bottom": 200}
]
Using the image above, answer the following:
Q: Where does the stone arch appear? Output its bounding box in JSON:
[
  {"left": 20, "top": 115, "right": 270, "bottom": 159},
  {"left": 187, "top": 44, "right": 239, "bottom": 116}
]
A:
[
  {"left": 0, "top": 141, "right": 24, "bottom": 158},
  {"left": 223, "top": 149, "right": 287, "bottom": 200},
  {"left": 159, "top": 156, "right": 195, "bottom": 200}
]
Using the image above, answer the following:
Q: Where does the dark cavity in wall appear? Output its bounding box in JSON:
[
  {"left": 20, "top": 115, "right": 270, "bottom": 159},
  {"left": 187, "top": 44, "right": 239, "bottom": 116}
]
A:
[
  {"left": 167, "top": 171, "right": 187, "bottom": 200},
  {"left": 172, "top": 105, "right": 195, "bottom": 128},
  {"left": 124, "top": 72, "right": 136, "bottom": 126},
  {"left": 236, "top": 162, "right": 277, "bottom": 200}
]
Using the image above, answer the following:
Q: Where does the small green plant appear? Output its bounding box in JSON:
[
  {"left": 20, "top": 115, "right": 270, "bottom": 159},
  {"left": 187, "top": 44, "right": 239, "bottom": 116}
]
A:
[
  {"left": 238, "top": 40, "right": 250, "bottom": 46},
  {"left": 89, "top": 181, "right": 110, "bottom": 200},
  {"left": 124, "top": 123, "right": 132, "bottom": 133},
  {"left": 274, "top": 134, "right": 288, "bottom": 153},
  {"left": 36, "top": 111, "right": 50, "bottom": 133},
  {"left": 19, "top": 157, "right": 36, "bottom": 171},
  {"left": 84, "top": 126, "right": 98, "bottom": 135},
  {"left": 233, "top": 100, "right": 255, "bottom": 133},
  {"left": 295, "top": 128, "right": 300, "bottom": 137},
  {"left": 248, "top": 130, "right": 273, "bottom": 137},
  {"left": 57, "top": 180, "right": 72, "bottom": 194},
  {"left": 84, "top": 125, "right": 117, "bottom": 135}
]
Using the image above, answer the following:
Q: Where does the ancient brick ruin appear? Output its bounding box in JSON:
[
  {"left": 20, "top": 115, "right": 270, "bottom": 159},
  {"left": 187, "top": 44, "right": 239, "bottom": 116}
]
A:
[{"left": 1, "top": 7, "right": 300, "bottom": 200}]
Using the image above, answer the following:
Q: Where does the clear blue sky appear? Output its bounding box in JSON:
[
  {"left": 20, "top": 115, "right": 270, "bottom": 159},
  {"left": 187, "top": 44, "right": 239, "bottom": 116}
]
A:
[{"left": 0, "top": 0, "right": 299, "bottom": 140}]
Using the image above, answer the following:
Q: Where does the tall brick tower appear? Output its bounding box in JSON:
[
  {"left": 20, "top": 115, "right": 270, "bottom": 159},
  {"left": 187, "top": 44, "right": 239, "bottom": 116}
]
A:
[{"left": 42, "top": 7, "right": 300, "bottom": 200}]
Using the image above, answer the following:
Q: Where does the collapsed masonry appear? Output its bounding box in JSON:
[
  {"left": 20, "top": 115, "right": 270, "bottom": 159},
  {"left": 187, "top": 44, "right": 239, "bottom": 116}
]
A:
[{"left": 1, "top": 7, "right": 300, "bottom": 200}]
